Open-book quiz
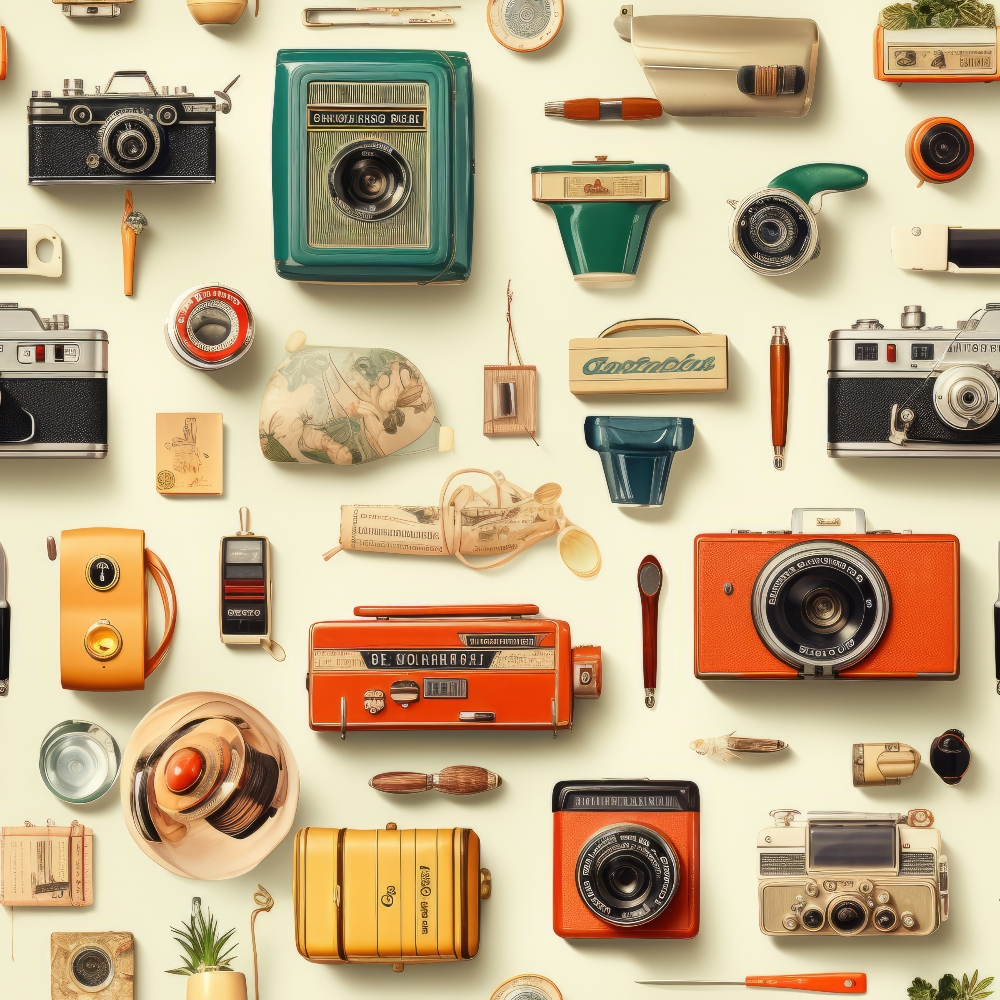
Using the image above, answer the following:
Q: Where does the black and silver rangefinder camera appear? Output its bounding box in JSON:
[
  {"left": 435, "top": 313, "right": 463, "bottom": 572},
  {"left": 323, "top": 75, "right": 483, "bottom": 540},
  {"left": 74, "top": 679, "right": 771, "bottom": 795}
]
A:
[
  {"left": 758, "top": 808, "right": 948, "bottom": 937},
  {"left": 0, "top": 304, "right": 108, "bottom": 458},
  {"left": 28, "top": 70, "right": 237, "bottom": 184},
  {"left": 830, "top": 303, "right": 1000, "bottom": 457}
]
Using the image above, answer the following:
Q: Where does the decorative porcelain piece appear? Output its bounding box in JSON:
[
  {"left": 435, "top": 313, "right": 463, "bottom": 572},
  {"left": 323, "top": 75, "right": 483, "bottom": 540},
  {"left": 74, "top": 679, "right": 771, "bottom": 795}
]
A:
[{"left": 584, "top": 416, "right": 694, "bottom": 507}]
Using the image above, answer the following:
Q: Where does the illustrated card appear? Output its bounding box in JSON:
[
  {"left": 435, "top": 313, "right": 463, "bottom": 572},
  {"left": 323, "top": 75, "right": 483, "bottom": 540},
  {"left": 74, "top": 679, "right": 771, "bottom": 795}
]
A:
[{"left": 156, "top": 412, "right": 223, "bottom": 496}]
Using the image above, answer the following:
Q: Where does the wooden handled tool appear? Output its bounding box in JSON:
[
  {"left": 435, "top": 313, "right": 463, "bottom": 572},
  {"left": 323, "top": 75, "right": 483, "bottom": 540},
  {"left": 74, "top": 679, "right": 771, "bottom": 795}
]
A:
[
  {"left": 638, "top": 973, "right": 866, "bottom": 994},
  {"left": 370, "top": 765, "right": 502, "bottom": 795},
  {"left": 545, "top": 98, "right": 662, "bottom": 121}
]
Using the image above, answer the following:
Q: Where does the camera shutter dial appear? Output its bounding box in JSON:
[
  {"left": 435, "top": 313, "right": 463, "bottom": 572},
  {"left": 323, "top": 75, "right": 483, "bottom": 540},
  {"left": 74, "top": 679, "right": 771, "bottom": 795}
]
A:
[
  {"left": 70, "top": 105, "right": 93, "bottom": 125},
  {"left": 933, "top": 365, "right": 1000, "bottom": 430},
  {"left": 99, "top": 108, "right": 162, "bottom": 174},
  {"left": 70, "top": 945, "right": 115, "bottom": 991},
  {"left": 156, "top": 104, "right": 179, "bottom": 126},
  {"left": 751, "top": 540, "right": 891, "bottom": 675},
  {"left": 575, "top": 823, "right": 679, "bottom": 927}
]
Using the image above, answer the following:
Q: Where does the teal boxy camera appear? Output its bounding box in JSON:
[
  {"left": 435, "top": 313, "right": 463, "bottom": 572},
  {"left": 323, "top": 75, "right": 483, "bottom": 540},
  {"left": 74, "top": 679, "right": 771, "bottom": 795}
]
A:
[{"left": 272, "top": 49, "right": 474, "bottom": 284}]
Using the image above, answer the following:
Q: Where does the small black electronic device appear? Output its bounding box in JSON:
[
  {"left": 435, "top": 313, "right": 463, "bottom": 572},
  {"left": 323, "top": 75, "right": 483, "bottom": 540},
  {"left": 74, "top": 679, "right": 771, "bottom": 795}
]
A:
[
  {"left": 28, "top": 70, "right": 237, "bottom": 185},
  {"left": 0, "top": 304, "right": 107, "bottom": 458},
  {"left": 220, "top": 507, "right": 282, "bottom": 659},
  {"left": 829, "top": 303, "right": 1000, "bottom": 457}
]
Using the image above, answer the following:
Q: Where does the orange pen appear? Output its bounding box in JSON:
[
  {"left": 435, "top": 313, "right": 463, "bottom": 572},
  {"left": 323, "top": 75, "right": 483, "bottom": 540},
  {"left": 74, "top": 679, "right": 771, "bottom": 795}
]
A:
[
  {"left": 545, "top": 98, "right": 662, "bottom": 121},
  {"left": 637, "top": 973, "right": 866, "bottom": 994},
  {"left": 770, "top": 325, "right": 789, "bottom": 470}
]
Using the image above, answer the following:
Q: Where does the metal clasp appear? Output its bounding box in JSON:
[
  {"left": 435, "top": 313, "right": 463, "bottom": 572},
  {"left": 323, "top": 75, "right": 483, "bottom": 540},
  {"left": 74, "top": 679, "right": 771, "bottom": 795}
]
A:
[{"left": 888, "top": 403, "right": 915, "bottom": 446}]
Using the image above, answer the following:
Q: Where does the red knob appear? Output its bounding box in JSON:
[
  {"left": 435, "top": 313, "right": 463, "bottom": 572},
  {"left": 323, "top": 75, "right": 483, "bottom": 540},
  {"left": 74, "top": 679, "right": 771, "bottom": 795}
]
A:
[{"left": 165, "top": 747, "right": 205, "bottom": 794}]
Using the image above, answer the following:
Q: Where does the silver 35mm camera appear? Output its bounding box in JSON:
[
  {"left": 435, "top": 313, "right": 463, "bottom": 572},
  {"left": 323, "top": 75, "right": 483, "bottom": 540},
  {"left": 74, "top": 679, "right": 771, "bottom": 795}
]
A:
[
  {"left": 829, "top": 303, "right": 1000, "bottom": 457},
  {"left": 758, "top": 808, "right": 948, "bottom": 937}
]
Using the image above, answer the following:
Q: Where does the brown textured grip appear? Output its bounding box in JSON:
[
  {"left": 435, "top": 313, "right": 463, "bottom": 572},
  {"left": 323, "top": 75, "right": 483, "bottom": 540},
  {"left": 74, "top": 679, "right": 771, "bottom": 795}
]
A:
[
  {"left": 561, "top": 98, "right": 601, "bottom": 120},
  {"left": 370, "top": 772, "right": 432, "bottom": 794},
  {"left": 770, "top": 340, "right": 789, "bottom": 448},
  {"left": 433, "top": 766, "right": 501, "bottom": 795}
]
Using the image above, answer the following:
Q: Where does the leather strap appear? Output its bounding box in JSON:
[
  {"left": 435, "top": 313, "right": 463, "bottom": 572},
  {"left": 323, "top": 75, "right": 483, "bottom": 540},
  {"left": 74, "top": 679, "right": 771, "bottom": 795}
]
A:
[
  {"left": 598, "top": 317, "right": 701, "bottom": 339},
  {"left": 144, "top": 548, "right": 176, "bottom": 678}
]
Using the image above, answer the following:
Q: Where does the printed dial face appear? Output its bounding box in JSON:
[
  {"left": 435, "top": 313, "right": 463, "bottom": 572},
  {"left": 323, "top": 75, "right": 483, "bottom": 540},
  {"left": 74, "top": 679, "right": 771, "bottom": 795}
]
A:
[
  {"left": 487, "top": 0, "right": 564, "bottom": 52},
  {"left": 85, "top": 621, "right": 123, "bottom": 661}
]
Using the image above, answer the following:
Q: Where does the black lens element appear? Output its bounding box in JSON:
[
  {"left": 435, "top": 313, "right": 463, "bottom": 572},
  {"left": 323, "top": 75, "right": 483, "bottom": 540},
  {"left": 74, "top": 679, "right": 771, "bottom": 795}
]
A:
[
  {"left": 874, "top": 907, "right": 898, "bottom": 930},
  {"left": 329, "top": 140, "right": 412, "bottom": 222},
  {"left": 736, "top": 194, "right": 812, "bottom": 272},
  {"left": 575, "top": 824, "right": 679, "bottom": 927},
  {"left": 829, "top": 897, "right": 867, "bottom": 934},
  {"left": 920, "top": 123, "right": 970, "bottom": 171},
  {"left": 802, "top": 907, "right": 824, "bottom": 930},
  {"left": 72, "top": 948, "right": 114, "bottom": 989}
]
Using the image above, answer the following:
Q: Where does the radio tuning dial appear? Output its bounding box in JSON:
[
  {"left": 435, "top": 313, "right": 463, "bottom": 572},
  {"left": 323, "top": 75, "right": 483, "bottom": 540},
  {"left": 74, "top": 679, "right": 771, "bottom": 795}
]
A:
[{"left": 900, "top": 911, "right": 917, "bottom": 929}]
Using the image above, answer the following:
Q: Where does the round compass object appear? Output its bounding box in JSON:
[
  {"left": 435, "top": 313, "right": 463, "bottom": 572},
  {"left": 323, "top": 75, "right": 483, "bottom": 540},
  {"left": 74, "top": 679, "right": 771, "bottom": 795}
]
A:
[{"left": 487, "top": 0, "right": 564, "bottom": 52}]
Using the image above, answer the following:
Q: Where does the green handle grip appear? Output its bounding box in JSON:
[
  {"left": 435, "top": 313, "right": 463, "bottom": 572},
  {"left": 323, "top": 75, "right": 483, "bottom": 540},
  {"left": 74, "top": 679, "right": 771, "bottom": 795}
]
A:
[{"left": 769, "top": 163, "right": 868, "bottom": 208}]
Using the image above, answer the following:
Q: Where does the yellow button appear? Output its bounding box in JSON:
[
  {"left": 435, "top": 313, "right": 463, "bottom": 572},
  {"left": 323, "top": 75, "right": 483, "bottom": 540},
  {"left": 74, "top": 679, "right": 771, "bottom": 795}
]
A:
[{"left": 85, "top": 620, "right": 123, "bottom": 661}]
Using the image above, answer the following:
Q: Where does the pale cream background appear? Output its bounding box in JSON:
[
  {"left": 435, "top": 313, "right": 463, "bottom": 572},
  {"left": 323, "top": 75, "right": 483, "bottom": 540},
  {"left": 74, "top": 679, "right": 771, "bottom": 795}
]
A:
[{"left": 0, "top": 1, "right": 998, "bottom": 998}]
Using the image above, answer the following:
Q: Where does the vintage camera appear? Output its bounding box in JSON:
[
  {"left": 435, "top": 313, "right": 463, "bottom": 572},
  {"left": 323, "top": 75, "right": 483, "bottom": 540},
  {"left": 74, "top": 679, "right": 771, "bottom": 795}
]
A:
[
  {"left": 294, "top": 825, "right": 490, "bottom": 968},
  {"left": 829, "top": 303, "right": 1000, "bottom": 457},
  {"left": 553, "top": 780, "right": 699, "bottom": 939},
  {"left": 28, "top": 70, "right": 236, "bottom": 184},
  {"left": 51, "top": 931, "right": 134, "bottom": 999},
  {"left": 308, "top": 604, "right": 601, "bottom": 734},
  {"left": 0, "top": 304, "right": 107, "bottom": 458},
  {"left": 758, "top": 808, "right": 947, "bottom": 937},
  {"left": 272, "top": 49, "right": 474, "bottom": 284},
  {"left": 695, "top": 508, "right": 959, "bottom": 680}
]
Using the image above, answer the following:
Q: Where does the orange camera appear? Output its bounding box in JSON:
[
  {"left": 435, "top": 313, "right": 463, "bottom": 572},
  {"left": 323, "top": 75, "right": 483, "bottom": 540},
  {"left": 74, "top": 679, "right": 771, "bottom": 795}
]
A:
[
  {"left": 308, "top": 605, "right": 601, "bottom": 735},
  {"left": 695, "top": 509, "right": 959, "bottom": 681},
  {"left": 552, "top": 780, "right": 699, "bottom": 940}
]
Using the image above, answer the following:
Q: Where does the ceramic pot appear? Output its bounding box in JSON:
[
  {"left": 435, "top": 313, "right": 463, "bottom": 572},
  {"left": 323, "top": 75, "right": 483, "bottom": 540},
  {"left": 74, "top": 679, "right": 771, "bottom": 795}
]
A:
[
  {"left": 185, "top": 971, "right": 248, "bottom": 1000},
  {"left": 187, "top": 0, "right": 247, "bottom": 25}
]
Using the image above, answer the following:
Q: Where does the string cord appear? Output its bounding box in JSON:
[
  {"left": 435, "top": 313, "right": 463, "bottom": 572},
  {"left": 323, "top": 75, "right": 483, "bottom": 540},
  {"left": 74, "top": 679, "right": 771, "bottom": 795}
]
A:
[{"left": 249, "top": 885, "right": 274, "bottom": 1000}]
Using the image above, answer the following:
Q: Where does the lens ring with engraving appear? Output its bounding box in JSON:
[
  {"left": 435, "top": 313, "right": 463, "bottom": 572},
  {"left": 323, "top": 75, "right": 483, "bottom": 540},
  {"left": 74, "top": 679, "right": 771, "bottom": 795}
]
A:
[
  {"left": 827, "top": 895, "right": 870, "bottom": 936},
  {"left": 491, "top": 975, "right": 563, "bottom": 1000},
  {"left": 329, "top": 140, "right": 412, "bottom": 222},
  {"left": 575, "top": 823, "right": 679, "bottom": 927},
  {"left": 906, "top": 117, "right": 974, "bottom": 184},
  {"left": 99, "top": 109, "right": 162, "bottom": 174},
  {"left": 732, "top": 190, "right": 815, "bottom": 275},
  {"left": 873, "top": 906, "right": 899, "bottom": 931},
  {"left": 751, "top": 539, "right": 891, "bottom": 674},
  {"left": 165, "top": 284, "right": 254, "bottom": 370},
  {"left": 933, "top": 365, "right": 1000, "bottom": 430},
  {"left": 71, "top": 946, "right": 115, "bottom": 991}
]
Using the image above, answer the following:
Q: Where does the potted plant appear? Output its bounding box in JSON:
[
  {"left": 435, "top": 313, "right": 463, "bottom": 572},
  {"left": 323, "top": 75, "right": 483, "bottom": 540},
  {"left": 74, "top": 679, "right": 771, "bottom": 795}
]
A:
[
  {"left": 167, "top": 897, "right": 247, "bottom": 1000},
  {"left": 908, "top": 971, "right": 994, "bottom": 1000}
]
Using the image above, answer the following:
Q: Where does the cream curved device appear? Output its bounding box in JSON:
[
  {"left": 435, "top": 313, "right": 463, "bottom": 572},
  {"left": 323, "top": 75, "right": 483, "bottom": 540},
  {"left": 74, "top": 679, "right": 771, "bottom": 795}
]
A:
[
  {"left": 0, "top": 227, "right": 63, "bottom": 278},
  {"left": 892, "top": 225, "right": 1000, "bottom": 273}
]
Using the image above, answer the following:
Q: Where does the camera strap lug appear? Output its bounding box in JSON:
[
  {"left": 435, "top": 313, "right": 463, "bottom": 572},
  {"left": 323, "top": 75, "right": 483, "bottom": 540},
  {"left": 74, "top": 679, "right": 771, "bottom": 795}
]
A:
[
  {"left": 888, "top": 403, "right": 915, "bottom": 446},
  {"left": 799, "top": 662, "right": 835, "bottom": 678},
  {"left": 214, "top": 75, "right": 240, "bottom": 115}
]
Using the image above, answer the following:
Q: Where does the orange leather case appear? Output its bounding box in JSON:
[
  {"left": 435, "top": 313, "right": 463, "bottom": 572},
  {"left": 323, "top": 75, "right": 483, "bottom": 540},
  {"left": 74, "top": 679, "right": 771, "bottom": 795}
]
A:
[
  {"left": 309, "top": 606, "right": 593, "bottom": 732},
  {"left": 552, "top": 780, "right": 700, "bottom": 940},
  {"left": 694, "top": 532, "right": 959, "bottom": 679}
]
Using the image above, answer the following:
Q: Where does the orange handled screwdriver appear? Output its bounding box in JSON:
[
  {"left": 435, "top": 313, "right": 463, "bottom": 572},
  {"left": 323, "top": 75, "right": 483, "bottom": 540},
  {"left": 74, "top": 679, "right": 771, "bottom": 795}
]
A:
[
  {"left": 545, "top": 98, "right": 662, "bottom": 121},
  {"left": 637, "top": 973, "right": 866, "bottom": 994},
  {"left": 770, "top": 324, "right": 790, "bottom": 470}
]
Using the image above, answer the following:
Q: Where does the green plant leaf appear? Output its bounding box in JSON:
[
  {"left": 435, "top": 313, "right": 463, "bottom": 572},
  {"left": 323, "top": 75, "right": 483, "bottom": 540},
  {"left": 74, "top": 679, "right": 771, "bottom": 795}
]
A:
[
  {"left": 939, "top": 975, "right": 962, "bottom": 1000},
  {"left": 879, "top": 0, "right": 996, "bottom": 26},
  {"left": 165, "top": 898, "right": 239, "bottom": 977},
  {"left": 909, "top": 979, "right": 938, "bottom": 1000}
]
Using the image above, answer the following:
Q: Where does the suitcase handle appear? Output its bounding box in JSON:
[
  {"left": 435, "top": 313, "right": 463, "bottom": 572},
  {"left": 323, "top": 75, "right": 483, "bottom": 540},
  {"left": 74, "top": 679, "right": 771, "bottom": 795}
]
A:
[
  {"left": 354, "top": 604, "right": 540, "bottom": 618},
  {"left": 598, "top": 317, "right": 701, "bottom": 338}
]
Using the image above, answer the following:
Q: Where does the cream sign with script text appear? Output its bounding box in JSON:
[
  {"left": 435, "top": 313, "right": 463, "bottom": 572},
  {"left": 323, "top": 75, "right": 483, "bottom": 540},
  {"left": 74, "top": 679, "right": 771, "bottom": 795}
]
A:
[{"left": 569, "top": 319, "right": 728, "bottom": 395}]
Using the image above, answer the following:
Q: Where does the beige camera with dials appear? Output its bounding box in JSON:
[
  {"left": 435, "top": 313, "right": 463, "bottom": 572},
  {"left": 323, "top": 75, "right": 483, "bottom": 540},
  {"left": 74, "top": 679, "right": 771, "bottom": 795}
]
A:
[{"left": 758, "top": 809, "right": 947, "bottom": 937}]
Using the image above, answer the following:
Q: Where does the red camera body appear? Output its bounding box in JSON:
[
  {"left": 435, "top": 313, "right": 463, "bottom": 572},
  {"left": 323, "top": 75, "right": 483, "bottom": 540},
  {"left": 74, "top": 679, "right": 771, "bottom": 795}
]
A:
[
  {"left": 553, "top": 780, "right": 700, "bottom": 939},
  {"left": 694, "top": 511, "right": 959, "bottom": 680},
  {"left": 308, "top": 605, "right": 601, "bottom": 733}
]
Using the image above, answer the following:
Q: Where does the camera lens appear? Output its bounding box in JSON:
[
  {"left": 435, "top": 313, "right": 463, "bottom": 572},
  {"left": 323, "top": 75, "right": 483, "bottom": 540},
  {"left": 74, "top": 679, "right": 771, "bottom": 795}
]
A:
[
  {"left": 801, "top": 907, "right": 825, "bottom": 930},
  {"left": 751, "top": 540, "right": 891, "bottom": 675},
  {"left": 189, "top": 305, "right": 233, "bottom": 349},
  {"left": 71, "top": 947, "right": 114, "bottom": 990},
  {"left": 828, "top": 896, "right": 869, "bottom": 935},
  {"left": 733, "top": 193, "right": 813, "bottom": 274},
  {"left": 923, "top": 125, "right": 968, "bottom": 169},
  {"left": 933, "top": 365, "right": 1000, "bottom": 430},
  {"left": 907, "top": 118, "right": 974, "bottom": 184},
  {"left": 100, "top": 109, "right": 162, "bottom": 174},
  {"left": 329, "top": 140, "right": 412, "bottom": 222},
  {"left": 166, "top": 285, "right": 255, "bottom": 371},
  {"left": 873, "top": 906, "right": 899, "bottom": 931},
  {"left": 575, "top": 824, "right": 679, "bottom": 927}
]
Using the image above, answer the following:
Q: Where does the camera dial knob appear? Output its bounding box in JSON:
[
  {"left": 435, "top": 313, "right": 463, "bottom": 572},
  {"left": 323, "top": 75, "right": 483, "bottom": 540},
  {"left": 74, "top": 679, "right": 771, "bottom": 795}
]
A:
[
  {"left": 782, "top": 914, "right": 799, "bottom": 930},
  {"left": 805, "top": 881, "right": 820, "bottom": 897},
  {"left": 876, "top": 890, "right": 891, "bottom": 905},
  {"left": 900, "top": 911, "right": 917, "bottom": 930},
  {"left": 858, "top": 880, "right": 874, "bottom": 895},
  {"left": 873, "top": 906, "right": 899, "bottom": 931}
]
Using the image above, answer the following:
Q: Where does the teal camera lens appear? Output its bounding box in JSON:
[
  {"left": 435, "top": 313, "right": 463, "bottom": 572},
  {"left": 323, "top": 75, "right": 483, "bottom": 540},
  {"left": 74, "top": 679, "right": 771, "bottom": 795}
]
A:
[
  {"left": 330, "top": 140, "right": 412, "bottom": 222},
  {"left": 584, "top": 416, "right": 694, "bottom": 506}
]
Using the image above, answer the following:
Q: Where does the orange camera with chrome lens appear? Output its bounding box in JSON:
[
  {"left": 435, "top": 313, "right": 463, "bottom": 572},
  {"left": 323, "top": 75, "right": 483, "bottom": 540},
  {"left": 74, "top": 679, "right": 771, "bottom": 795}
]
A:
[
  {"left": 553, "top": 780, "right": 699, "bottom": 939},
  {"left": 695, "top": 508, "right": 959, "bottom": 680},
  {"left": 905, "top": 117, "right": 974, "bottom": 185}
]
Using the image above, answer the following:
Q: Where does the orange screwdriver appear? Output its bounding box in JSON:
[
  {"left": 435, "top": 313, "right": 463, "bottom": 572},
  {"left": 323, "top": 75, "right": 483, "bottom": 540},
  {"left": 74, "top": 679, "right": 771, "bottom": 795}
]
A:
[{"left": 637, "top": 974, "right": 866, "bottom": 994}]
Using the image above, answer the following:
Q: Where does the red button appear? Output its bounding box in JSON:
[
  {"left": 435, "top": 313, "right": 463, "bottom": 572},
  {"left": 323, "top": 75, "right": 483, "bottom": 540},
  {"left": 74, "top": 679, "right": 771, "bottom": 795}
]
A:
[
  {"left": 34, "top": 345, "right": 45, "bottom": 363},
  {"left": 887, "top": 344, "right": 897, "bottom": 362},
  {"left": 165, "top": 747, "right": 206, "bottom": 794}
]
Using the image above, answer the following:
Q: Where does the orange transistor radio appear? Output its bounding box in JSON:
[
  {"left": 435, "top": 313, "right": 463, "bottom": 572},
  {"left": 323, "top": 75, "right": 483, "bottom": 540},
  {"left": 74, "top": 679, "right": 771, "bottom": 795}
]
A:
[{"left": 308, "top": 605, "right": 601, "bottom": 736}]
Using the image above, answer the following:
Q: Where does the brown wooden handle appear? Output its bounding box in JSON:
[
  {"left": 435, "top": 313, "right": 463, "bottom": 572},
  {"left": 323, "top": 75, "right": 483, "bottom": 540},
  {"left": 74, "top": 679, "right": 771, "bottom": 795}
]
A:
[
  {"left": 770, "top": 341, "right": 789, "bottom": 448},
  {"left": 370, "top": 772, "right": 432, "bottom": 794},
  {"left": 434, "top": 766, "right": 501, "bottom": 795}
]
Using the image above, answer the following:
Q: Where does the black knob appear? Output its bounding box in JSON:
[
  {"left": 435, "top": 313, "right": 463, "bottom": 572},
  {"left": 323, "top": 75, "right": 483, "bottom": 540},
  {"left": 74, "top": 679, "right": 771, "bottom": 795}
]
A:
[
  {"left": 802, "top": 907, "right": 824, "bottom": 930},
  {"left": 930, "top": 729, "right": 971, "bottom": 785},
  {"left": 873, "top": 907, "right": 898, "bottom": 931}
]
